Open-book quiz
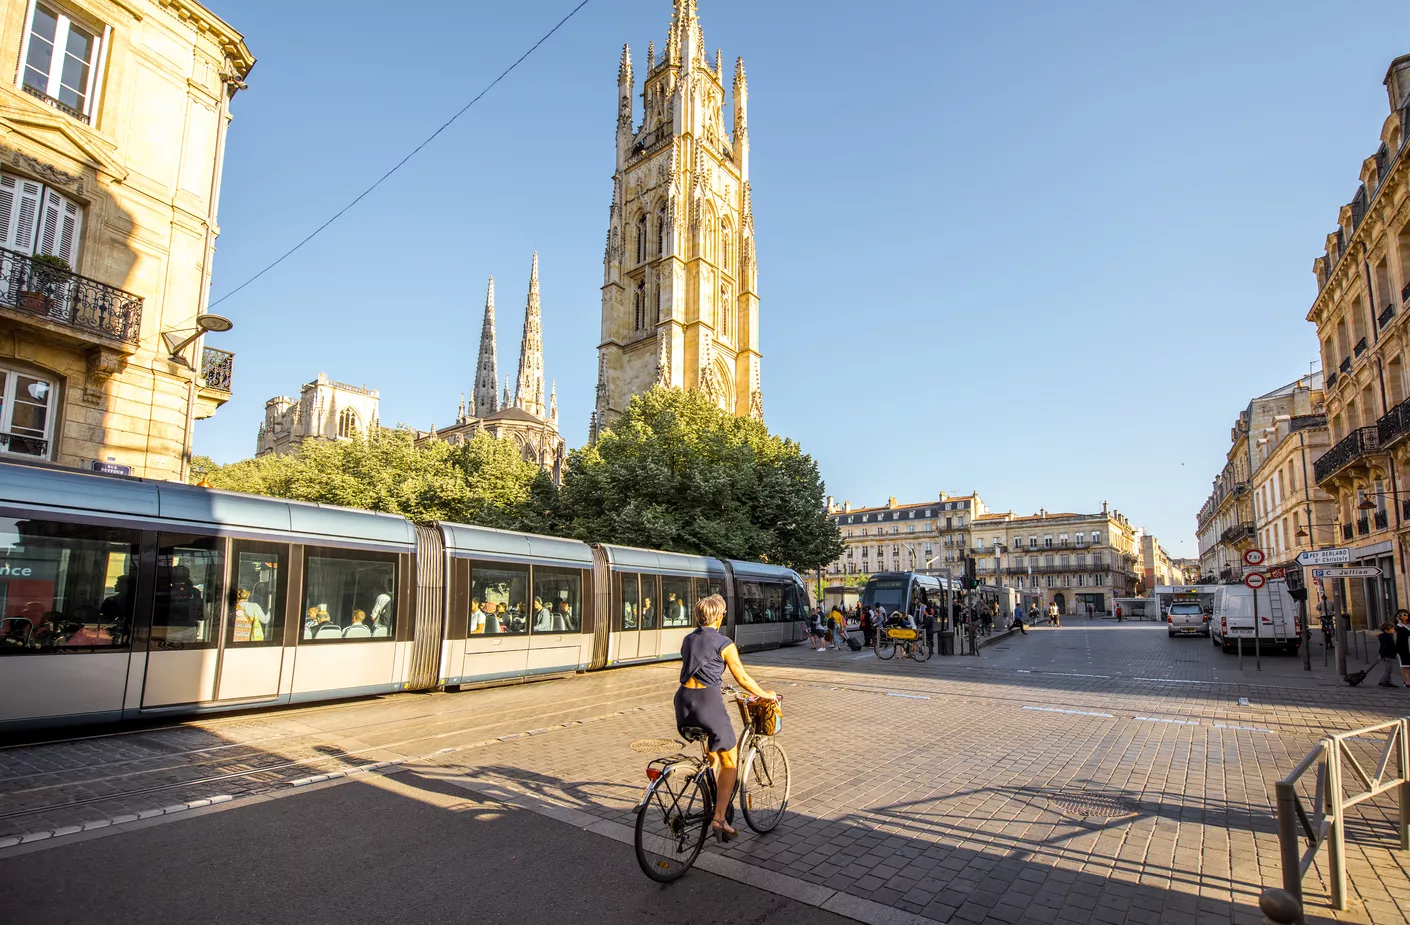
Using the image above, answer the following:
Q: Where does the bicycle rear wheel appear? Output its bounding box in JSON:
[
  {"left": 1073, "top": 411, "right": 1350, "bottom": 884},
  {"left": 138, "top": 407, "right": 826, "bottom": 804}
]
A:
[
  {"left": 740, "top": 737, "right": 791, "bottom": 833},
  {"left": 911, "top": 638, "right": 932, "bottom": 662},
  {"left": 635, "top": 769, "right": 713, "bottom": 882}
]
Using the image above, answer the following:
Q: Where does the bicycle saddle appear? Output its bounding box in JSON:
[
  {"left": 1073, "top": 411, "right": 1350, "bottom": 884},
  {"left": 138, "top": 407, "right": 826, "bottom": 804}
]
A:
[{"left": 678, "top": 725, "right": 710, "bottom": 743}]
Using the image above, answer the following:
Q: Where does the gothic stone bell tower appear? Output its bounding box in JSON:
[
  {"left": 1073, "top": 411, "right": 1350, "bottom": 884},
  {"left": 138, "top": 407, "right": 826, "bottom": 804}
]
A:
[{"left": 590, "top": 0, "right": 761, "bottom": 441}]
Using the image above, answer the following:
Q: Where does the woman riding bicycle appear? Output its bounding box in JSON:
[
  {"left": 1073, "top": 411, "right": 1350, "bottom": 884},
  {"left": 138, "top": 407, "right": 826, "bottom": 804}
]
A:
[{"left": 675, "top": 594, "right": 775, "bottom": 841}]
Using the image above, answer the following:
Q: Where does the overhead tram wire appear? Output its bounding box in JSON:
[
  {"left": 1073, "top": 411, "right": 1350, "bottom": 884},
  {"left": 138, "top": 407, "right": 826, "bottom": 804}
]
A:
[{"left": 209, "top": 0, "right": 594, "bottom": 310}]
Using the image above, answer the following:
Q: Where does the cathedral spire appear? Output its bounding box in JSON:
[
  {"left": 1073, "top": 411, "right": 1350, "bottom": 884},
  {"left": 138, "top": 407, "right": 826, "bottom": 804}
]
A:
[
  {"left": 550, "top": 381, "right": 558, "bottom": 426},
  {"left": 733, "top": 57, "right": 749, "bottom": 179},
  {"left": 473, "top": 276, "right": 499, "bottom": 417},
  {"left": 514, "top": 252, "right": 546, "bottom": 419}
]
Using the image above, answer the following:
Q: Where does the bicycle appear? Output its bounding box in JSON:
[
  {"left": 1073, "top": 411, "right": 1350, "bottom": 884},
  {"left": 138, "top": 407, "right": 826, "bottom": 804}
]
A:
[
  {"left": 634, "top": 686, "right": 792, "bottom": 882},
  {"left": 877, "top": 623, "right": 928, "bottom": 661}
]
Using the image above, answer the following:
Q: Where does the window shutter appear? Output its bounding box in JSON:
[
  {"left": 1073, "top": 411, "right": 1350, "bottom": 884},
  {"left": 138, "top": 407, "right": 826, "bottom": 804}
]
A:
[
  {"left": 0, "top": 175, "right": 43, "bottom": 255},
  {"left": 37, "top": 188, "right": 82, "bottom": 265}
]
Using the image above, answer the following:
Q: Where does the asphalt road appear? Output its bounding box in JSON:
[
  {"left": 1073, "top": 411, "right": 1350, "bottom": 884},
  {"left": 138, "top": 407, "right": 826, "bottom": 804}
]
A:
[{"left": 2, "top": 767, "right": 850, "bottom": 925}]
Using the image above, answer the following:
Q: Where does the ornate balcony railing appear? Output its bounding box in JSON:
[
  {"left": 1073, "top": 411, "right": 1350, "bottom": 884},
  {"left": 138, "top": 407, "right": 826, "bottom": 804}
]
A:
[
  {"left": 1354, "top": 337, "right": 1368, "bottom": 357},
  {"left": 1314, "top": 426, "right": 1381, "bottom": 484},
  {"left": 1380, "top": 303, "right": 1397, "bottom": 329},
  {"left": 200, "top": 347, "right": 234, "bottom": 392},
  {"left": 1403, "top": 498, "right": 1410, "bottom": 521},
  {"left": 1327, "top": 371, "right": 1339, "bottom": 388},
  {"left": 1343, "top": 523, "right": 1355, "bottom": 541},
  {"left": 22, "top": 83, "right": 89, "bottom": 123},
  {"left": 1340, "top": 356, "right": 1352, "bottom": 373},
  {"left": 1220, "top": 522, "right": 1256, "bottom": 545},
  {"left": 1403, "top": 280, "right": 1410, "bottom": 304},
  {"left": 0, "top": 432, "right": 48, "bottom": 458},
  {"left": 1374, "top": 510, "right": 1388, "bottom": 531},
  {"left": 0, "top": 247, "right": 142, "bottom": 344},
  {"left": 1357, "top": 516, "right": 1370, "bottom": 536},
  {"left": 1377, "top": 396, "right": 1410, "bottom": 450}
]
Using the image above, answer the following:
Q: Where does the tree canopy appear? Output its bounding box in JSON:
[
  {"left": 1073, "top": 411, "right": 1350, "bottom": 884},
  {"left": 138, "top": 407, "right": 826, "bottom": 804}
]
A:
[
  {"left": 555, "top": 387, "right": 842, "bottom": 572},
  {"left": 191, "top": 430, "right": 551, "bottom": 531}
]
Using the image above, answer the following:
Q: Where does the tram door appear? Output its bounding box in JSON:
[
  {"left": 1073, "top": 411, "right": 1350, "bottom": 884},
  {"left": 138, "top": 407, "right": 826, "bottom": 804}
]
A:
[
  {"left": 637, "top": 574, "right": 662, "bottom": 660},
  {"left": 142, "top": 536, "right": 285, "bottom": 708}
]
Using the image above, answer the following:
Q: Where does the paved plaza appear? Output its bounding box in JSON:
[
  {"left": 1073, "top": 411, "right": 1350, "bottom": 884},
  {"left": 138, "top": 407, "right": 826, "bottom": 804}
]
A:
[{"left": 2, "top": 619, "right": 1407, "bottom": 925}]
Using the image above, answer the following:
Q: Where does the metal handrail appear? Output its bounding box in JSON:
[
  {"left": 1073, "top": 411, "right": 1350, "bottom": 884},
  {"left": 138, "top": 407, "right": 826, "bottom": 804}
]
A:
[{"left": 1272, "top": 716, "right": 1409, "bottom": 912}]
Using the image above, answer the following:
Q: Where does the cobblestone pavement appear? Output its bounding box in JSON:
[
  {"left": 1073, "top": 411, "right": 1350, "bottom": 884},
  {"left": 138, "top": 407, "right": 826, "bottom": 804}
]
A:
[{"left": 2, "top": 618, "right": 1407, "bottom": 925}]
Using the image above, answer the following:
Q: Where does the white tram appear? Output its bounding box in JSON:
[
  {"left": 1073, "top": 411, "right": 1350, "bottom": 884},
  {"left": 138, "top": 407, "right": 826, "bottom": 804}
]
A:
[{"left": 0, "top": 461, "right": 808, "bottom": 730}]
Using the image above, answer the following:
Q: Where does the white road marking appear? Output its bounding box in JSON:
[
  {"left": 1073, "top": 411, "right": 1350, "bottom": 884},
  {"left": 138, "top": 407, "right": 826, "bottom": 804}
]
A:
[
  {"left": 886, "top": 692, "right": 931, "bottom": 700},
  {"left": 1214, "top": 724, "right": 1273, "bottom": 733},
  {"left": 1134, "top": 717, "right": 1199, "bottom": 725},
  {"left": 1022, "top": 706, "right": 1113, "bottom": 718},
  {"left": 1133, "top": 677, "right": 1207, "bottom": 684}
]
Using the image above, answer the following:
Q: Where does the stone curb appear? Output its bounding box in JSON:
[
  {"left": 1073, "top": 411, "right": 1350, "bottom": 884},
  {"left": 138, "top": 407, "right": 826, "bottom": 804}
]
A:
[{"left": 0, "top": 794, "right": 235, "bottom": 850}]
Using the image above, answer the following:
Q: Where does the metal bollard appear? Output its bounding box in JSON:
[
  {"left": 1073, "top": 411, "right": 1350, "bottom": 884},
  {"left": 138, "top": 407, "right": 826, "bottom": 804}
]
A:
[{"left": 1259, "top": 888, "right": 1305, "bottom": 925}]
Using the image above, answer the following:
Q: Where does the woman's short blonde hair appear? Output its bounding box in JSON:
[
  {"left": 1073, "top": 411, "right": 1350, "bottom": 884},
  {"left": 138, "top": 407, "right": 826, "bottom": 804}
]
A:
[{"left": 694, "top": 594, "right": 726, "bottom": 628}]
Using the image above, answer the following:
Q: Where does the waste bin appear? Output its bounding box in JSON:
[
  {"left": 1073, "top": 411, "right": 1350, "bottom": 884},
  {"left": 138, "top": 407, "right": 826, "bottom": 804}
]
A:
[{"left": 938, "top": 630, "right": 955, "bottom": 656}]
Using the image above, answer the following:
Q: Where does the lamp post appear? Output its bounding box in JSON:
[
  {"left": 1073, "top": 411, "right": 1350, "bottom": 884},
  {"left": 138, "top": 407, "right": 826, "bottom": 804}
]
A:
[{"left": 162, "top": 313, "right": 233, "bottom": 482}]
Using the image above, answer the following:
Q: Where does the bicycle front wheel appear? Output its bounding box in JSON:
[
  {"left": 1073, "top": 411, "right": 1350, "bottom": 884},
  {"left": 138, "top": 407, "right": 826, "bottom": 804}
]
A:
[
  {"left": 740, "top": 737, "right": 791, "bottom": 833},
  {"left": 876, "top": 636, "right": 896, "bottom": 659},
  {"left": 635, "top": 769, "right": 713, "bottom": 882},
  {"left": 911, "top": 638, "right": 932, "bottom": 662}
]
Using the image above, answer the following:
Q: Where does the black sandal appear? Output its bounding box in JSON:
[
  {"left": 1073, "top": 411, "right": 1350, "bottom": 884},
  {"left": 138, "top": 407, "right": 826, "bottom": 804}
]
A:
[{"left": 711, "top": 820, "right": 738, "bottom": 842}]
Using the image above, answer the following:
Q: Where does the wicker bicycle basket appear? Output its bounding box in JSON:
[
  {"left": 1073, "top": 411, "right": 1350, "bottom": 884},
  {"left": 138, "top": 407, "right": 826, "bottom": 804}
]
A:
[{"left": 739, "top": 697, "right": 782, "bottom": 736}]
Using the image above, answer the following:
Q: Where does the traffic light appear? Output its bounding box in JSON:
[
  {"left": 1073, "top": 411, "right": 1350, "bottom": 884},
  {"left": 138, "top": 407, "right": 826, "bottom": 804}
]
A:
[
  {"left": 1284, "top": 567, "right": 1307, "bottom": 602},
  {"left": 963, "top": 556, "right": 977, "bottom": 589}
]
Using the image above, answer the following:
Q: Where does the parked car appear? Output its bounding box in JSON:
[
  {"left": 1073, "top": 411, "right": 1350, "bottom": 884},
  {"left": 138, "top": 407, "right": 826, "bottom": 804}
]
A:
[
  {"left": 1166, "top": 602, "right": 1208, "bottom": 637},
  {"left": 1210, "top": 585, "right": 1300, "bottom": 653}
]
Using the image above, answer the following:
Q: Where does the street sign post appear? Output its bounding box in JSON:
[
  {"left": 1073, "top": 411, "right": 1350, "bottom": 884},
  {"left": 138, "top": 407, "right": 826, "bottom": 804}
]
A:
[
  {"left": 1245, "top": 572, "right": 1266, "bottom": 590},
  {"left": 1296, "top": 548, "right": 1352, "bottom": 566},
  {"left": 1243, "top": 549, "right": 1266, "bottom": 567},
  {"left": 1311, "top": 567, "right": 1382, "bottom": 579}
]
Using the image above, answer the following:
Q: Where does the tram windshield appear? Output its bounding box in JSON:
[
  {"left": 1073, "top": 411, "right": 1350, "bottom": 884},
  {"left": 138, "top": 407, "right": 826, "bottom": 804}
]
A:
[{"left": 861, "top": 577, "right": 907, "bottom": 612}]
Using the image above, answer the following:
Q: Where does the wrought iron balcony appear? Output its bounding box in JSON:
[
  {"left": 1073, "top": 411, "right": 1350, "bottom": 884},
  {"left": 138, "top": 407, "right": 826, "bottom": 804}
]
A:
[
  {"left": 1357, "top": 516, "right": 1370, "bottom": 536},
  {"left": 201, "top": 347, "right": 234, "bottom": 392},
  {"left": 1342, "top": 523, "right": 1354, "bottom": 541},
  {"left": 1354, "top": 337, "right": 1368, "bottom": 357},
  {"left": 1340, "top": 357, "right": 1352, "bottom": 373},
  {"left": 1313, "top": 426, "right": 1381, "bottom": 484},
  {"left": 0, "top": 247, "right": 142, "bottom": 345},
  {"left": 0, "top": 432, "right": 48, "bottom": 457},
  {"left": 1375, "top": 510, "right": 1388, "bottom": 531},
  {"left": 1403, "top": 280, "right": 1410, "bottom": 304},
  {"left": 22, "top": 83, "right": 89, "bottom": 123},
  {"left": 1326, "top": 371, "right": 1339, "bottom": 388},
  {"left": 1220, "top": 522, "right": 1255, "bottom": 545},
  {"left": 1380, "top": 303, "right": 1397, "bottom": 329},
  {"left": 1377, "top": 396, "right": 1410, "bottom": 450},
  {"left": 1403, "top": 498, "right": 1410, "bottom": 521}
]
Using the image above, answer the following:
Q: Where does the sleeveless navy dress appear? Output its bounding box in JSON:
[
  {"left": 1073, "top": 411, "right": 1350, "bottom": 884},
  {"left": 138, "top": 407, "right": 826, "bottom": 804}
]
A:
[{"left": 673, "top": 626, "right": 737, "bottom": 751}]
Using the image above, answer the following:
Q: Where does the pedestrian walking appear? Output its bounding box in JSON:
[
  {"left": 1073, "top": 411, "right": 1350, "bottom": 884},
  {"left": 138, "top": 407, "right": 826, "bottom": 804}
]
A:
[
  {"left": 1048, "top": 602, "right": 1061, "bottom": 627},
  {"left": 808, "top": 607, "right": 827, "bottom": 651},
  {"left": 860, "top": 606, "right": 874, "bottom": 647},
  {"left": 1012, "top": 602, "right": 1027, "bottom": 635},
  {"left": 1396, "top": 609, "right": 1410, "bottom": 686},
  {"left": 1028, "top": 603, "right": 1040, "bottom": 627},
  {"left": 1086, "top": 602, "right": 1094, "bottom": 620},
  {"left": 829, "top": 605, "right": 848, "bottom": 651},
  {"left": 981, "top": 602, "right": 994, "bottom": 637},
  {"left": 1319, "top": 599, "right": 1336, "bottom": 649},
  {"left": 922, "top": 606, "right": 937, "bottom": 654},
  {"left": 1375, "top": 622, "right": 1400, "bottom": 687}
]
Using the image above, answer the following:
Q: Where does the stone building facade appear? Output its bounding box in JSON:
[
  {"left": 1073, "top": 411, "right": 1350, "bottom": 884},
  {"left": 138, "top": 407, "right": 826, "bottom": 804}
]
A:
[
  {"left": 1196, "top": 376, "right": 1323, "bottom": 583},
  {"left": 0, "top": 0, "right": 251, "bottom": 479},
  {"left": 256, "top": 373, "right": 378, "bottom": 457},
  {"left": 591, "top": 0, "right": 761, "bottom": 441},
  {"left": 1305, "top": 54, "right": 1410, "bottom": 629},
  {"left": 822, "top": 493, "right": 990, "bottom": 581}
]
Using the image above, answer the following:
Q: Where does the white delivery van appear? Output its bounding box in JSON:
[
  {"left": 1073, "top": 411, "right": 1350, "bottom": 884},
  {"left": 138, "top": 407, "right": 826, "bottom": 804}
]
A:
[{"left": 1210, "top": 585, "right": 1300, "bottom": 653}]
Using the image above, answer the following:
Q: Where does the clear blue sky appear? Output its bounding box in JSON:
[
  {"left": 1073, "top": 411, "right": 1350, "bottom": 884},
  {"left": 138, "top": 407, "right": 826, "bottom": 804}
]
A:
[{"left": 196, "top": 0, "right": 1407, "bottom": 558}]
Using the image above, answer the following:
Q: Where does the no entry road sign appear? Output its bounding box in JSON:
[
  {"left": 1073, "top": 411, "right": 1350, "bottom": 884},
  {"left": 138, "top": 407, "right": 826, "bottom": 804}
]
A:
[{"left": 1245, "top": 572, "right": 1266, "bottom": 590}]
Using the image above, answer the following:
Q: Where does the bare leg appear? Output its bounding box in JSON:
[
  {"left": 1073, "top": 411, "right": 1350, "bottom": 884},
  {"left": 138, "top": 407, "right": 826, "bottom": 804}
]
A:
[{"left": 713, "top": 746, "right": 738, "bottom": 830}]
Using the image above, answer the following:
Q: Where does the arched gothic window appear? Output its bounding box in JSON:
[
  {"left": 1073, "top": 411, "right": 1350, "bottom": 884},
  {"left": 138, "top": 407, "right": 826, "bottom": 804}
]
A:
[
  {"left": 655, "top": 277, "right": 662, "bottom": 324},
  {"left": 636, "top": 215, "right": 647, "bottom": 264},
  {"left": 722, "top": 227, "right": 732, "bottom": 274},
  {"left": 337, "top": 408, "right": 359, "bottom": 439},
  {"left": 634, "top": 279, "right": 646, "bottom": 331},
  {"left": 656, "top": 209, "right": 666, "bottom": 257},
  {"left": 720, "top": 283, "right": 730, "bottom": 339}
]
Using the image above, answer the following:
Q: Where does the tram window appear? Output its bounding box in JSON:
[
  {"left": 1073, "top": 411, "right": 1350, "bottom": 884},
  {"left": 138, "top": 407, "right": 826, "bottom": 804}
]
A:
[
  {"left": 761, "top": 583, "right": 785, "bottom": 622},
  {"left": 694, "top": 577, "right": 724, "bottom": 606},
  {"left": 531, "top": 567, "right": 580, "bottom": 633},
  {"left": 154, "top": 535, "right": 224, "bottom": 649},
  {"left": 738, "top": 581, "right": 763, "bottom": 624},
  {"left": 0, "top": 516, "right": 139, "bottom": 655},
  {"left": 303, "top": 550, "right": 397, "bottom": 641},
  {"left": 620, "top": 573, "right": 639, "bottom": 631},
  {"left": 785, "top": 584, "right": 807, "bottom": 623},
  {"left": 639, "top": 575, "right": 658, "bottom": 629},
  {"left": 661, "top": 576, "right": 692, "bottom": 627},
  {"left": 468, "top": 564, "right": 528, "bottom": 636},
  {"left": 228, "top": 542, "right": 286, "bottom": 646}
]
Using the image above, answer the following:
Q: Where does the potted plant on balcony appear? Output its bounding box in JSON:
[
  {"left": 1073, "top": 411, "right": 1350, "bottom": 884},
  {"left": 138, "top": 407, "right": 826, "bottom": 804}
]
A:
[{"left": 18, "top": 254, "right": 71, "bottom": 314}]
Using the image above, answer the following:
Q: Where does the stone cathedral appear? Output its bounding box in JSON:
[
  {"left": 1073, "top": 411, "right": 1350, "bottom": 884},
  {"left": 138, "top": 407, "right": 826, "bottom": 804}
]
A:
[{"left": 590, "top": 0, "right": 761, "bottom": 442}]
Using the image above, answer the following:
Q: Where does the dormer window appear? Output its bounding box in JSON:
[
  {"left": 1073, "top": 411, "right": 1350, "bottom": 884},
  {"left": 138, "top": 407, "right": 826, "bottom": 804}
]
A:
[{"left": 20, "top": 4, "right": 104, "bottom": 124}]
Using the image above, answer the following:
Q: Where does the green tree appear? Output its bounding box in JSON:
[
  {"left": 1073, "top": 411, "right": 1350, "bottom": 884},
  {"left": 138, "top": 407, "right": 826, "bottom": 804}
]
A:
[
  {"left": 193, "top": 430, "right": 550, "bottom": 529},
  {"left": 556, "top": 387, "right": 842, "bottom": 572}
]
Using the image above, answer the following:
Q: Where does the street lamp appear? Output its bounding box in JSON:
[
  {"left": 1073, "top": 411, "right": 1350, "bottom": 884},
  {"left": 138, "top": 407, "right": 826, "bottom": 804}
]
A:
[{"left": 162, "top": 313, "right": 234, "bottom": 482}]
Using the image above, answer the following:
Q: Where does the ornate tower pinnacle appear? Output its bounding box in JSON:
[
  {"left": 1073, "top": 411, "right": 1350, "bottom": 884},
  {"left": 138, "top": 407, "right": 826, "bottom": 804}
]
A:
[
  {"left": 502, "top": 376, "right": 511, "bottom": 411},
  {"left": 550, "top": 381, "right": 558, "bottom": 426},
  {"left": 473, "top": 276, "right": 499, "bottom": 417},
  {"left": 514, "top": 252, "right": 546, "bottom": 419}
]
